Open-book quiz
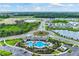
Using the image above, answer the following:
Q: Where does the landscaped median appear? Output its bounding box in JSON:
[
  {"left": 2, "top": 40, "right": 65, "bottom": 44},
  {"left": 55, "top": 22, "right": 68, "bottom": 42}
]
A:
[{"left": 0, "top": 50, "right": 12, "bottom": 56}]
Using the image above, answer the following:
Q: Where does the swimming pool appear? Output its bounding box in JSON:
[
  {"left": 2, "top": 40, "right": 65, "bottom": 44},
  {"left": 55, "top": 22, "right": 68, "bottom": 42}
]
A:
[{"left": 26, "top": 41, "right": 48, "bottom": 48}]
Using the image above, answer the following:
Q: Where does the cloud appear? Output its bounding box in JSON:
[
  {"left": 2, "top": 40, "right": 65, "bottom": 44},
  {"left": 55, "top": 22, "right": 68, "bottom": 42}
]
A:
[
  {"left": 16, "top": 4, "right": 49, "bottom": 12},
  {"left": 67, "top": 4, "right": 74, "bottom": 6},
  {"left": 0, "top": 8, "right": 11, "bottom": 12},
  {"left": 50, "top": 3, "right": 65, "bottom": 6},
  {"left": 32, "top": 6, "right": 50, "bottom": 12},
  {"left": 49, "top": 3, "right": 74, "bottom": 7},
  {"left": 0, "top": 4, "right": 11, "bottom": 8},
  {"left": 34, "top": 6, "right": 41, "bottom": 10},
  {"left": 0, "top": 3, "right": 76, "bottom": 12},
  {"left": 15, "top": 5, "right": 30, "bottom": 12},
  {"left": 32, "top": 6, "right": 42, "bottom": 11},
  {"left": 0, "top": 4, "right": 12, "bottom": 12}
]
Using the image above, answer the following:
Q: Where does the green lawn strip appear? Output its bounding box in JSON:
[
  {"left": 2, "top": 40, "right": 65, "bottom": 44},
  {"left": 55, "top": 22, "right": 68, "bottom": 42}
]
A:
[
  {"left": 0, "top": 41, "right": 5, "bottom": 46},
  {"left": 5, "top": 38, "right": 22, "bottom": 46},
  {"left": 46, "top": 25, "right": 79, "bottom": 32},
  {"left": 67, "top": 49, "right": 72, "bottom": 53},
  {"left": 0, "top": 43, "right": 2, "bottom": 46},
  {"left": 50, "top": 20, "right": 69, "bottom": 23},
  {"left": 0, "top": 50, "right": 12, "bottom": 56},
  {"left": 52, "top": 50, "right": 61, "bottom": 55}
]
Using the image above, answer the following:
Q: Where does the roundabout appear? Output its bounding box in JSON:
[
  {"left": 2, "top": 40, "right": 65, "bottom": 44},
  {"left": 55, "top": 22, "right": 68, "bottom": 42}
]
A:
[
  {"left": 0, "top": 18, "right": 75, "bottom": 56},
  {"left": 33, "top": 31, "right": 48, "bottom": 36}
]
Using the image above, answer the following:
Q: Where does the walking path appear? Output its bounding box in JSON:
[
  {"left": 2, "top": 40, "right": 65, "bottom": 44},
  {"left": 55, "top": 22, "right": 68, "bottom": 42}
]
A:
[
  {"left": 1, "top": 39, "right": 33, "bottom": 56},
  {"left": 0, "top": 18, "right": 79, "bottom": 56}
]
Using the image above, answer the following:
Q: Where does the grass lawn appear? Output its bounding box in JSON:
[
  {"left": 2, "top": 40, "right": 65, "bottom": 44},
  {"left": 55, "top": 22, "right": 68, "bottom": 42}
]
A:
[
  {"left": 0, "top": 50, "right": 12, "bottom": 56},
  {"left": 68, "top": 49, "right": 72, "bottom": 53},
  {"left": 5, "top": 38, "right": 22, "bottom": 46},
  {"left": 0, "top": 22, "right": 39, "bottom": 31},
  {"left": 50, "top": 20, "right": 69, "bottom": 23},
  {"left": 0, "top": 41, "right": 5, "bottom": 46},
  {"left": 1, "top": 26, "right": 21, "bottom": 31},
  {"left": 52, "top": 50, "right": 61, "bottom": 55},
  {"left": 0, "top": 22, "right": 40, "bottom": 37}
]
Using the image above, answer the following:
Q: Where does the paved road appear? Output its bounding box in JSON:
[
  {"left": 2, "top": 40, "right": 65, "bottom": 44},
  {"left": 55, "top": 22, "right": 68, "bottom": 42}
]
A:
[
  {"left": 38, "top": 19, "right": 45, "bottom": 31},
  {"left": 49, "top": 31, "right": 79, "bottom": 46},
  {"left": 0, "top": 19, "right": 45, "bottom": 41},
  {"left": 1, "top": 39, "right": 33, "bottom": 56},
  {"left": 0, "top": 30, "right": 35, "bottom": 41},
  {"left": 0, "top": 18, "right": 79, "bottom": 45},
  {"left": 0, "top": 46, "right": 32, "bottom": 56},
  {"left": 0, "top": 18, "right": 79, "bottom": 56}
]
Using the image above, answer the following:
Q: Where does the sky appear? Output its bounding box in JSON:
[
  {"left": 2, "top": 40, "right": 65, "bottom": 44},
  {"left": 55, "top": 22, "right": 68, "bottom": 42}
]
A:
[{"left": 0, "top": 3, "right": 79, "bottom": 12}]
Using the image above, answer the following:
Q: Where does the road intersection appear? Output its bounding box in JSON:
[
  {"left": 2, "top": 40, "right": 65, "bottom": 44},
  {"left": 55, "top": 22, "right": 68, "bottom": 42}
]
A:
[{"left": 0, "top": 18, "right": 79, "bottom": 56}]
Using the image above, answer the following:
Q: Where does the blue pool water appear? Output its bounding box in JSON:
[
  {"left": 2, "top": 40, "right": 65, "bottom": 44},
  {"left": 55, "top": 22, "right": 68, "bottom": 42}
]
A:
[
  {"left": 27, "top": 41, "right": 33, "bottom": 47},
  {"left": 26, "top": 41, "right": 48, "bottom": 48}
]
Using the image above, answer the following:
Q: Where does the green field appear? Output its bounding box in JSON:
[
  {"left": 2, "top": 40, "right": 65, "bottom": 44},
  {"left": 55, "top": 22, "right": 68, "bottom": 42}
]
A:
[
  {"left": 52, "top": 50, "right": 61, "bottom": 55},
  {"left": 0, "top": 22, "right": 40, "bottom": 37},
  {"left": 0, "top": 41, "right": 5, "bottom": 46},
  {"left": 51, "top": 20, "right": 69, "bottom": 23},
  {"left": 5, "top": 38, "right": 22, "bottom": 46},
  {"left": 0, "top": 50, "right": 12, "bottom": 56}
]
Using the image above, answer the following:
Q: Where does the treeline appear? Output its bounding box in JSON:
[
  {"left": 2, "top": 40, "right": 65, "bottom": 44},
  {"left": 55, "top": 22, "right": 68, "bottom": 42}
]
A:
[
  {"left": 1, "top": 12, "right": 79, "bottom": 18},
  {"left": 0, "top": 13, "right": 11, "bottom": 18},
  {"left": 13, "top": 12, "right": 79, "bottom": 18}
]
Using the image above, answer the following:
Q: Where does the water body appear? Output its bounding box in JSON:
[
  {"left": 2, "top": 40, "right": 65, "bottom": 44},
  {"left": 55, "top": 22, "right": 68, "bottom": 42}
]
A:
[{"left": 26, "top": 41, "right": 48, "bottom": 48}]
